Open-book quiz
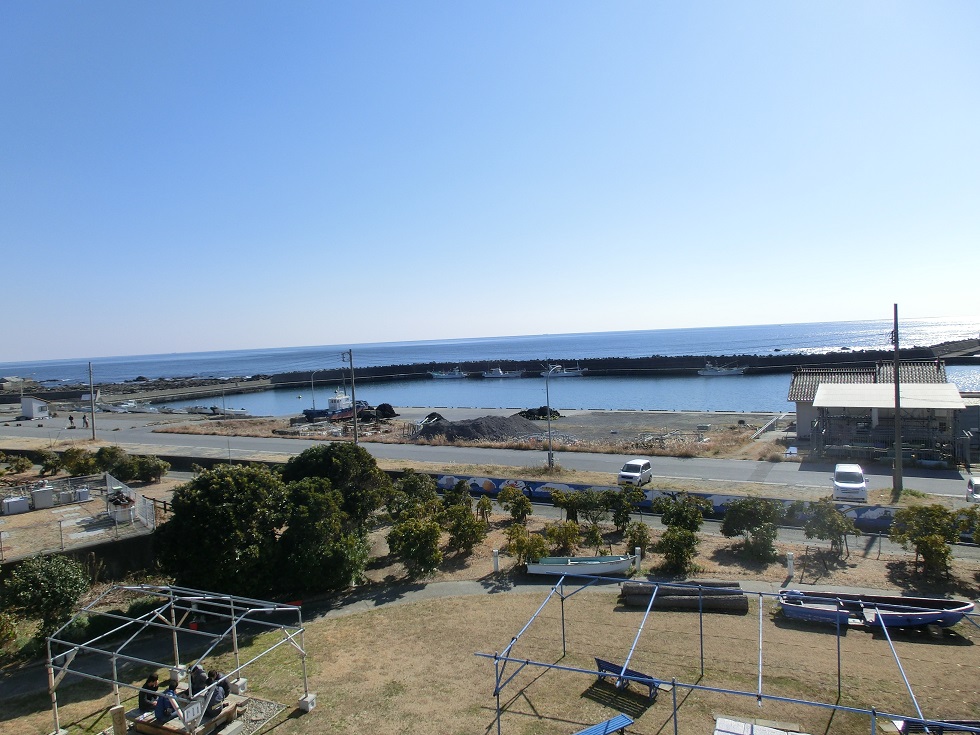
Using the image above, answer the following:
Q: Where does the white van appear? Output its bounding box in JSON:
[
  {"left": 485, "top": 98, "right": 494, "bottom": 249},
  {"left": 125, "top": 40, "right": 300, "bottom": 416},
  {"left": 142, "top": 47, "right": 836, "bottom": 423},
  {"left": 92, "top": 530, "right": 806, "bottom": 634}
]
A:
[
  {"left": 618, "top": 459, "right": 653, "bottom": 486},
  {"left": 832, "top": 463, "right": 867, "bottom": 502}
]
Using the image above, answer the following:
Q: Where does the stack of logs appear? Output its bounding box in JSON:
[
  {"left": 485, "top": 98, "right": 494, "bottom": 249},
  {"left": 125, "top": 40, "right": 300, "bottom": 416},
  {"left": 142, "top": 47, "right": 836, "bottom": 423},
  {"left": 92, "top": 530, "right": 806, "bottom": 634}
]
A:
[{"left": 620, "top": 581, "right": 749, "bottom": 614}]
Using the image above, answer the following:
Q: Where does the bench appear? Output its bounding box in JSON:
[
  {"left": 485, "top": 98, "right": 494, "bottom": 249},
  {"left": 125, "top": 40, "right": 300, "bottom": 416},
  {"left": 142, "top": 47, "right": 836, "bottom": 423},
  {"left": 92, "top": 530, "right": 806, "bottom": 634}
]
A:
[
  {"left": 129, "top": 694, "right": 245, "bottom": 735},
  {"left": 594, "top": 658, "right": 658, "bottom": 701},
  {"left": 572, "top": 713, "right": 634, "bottom": 734}
]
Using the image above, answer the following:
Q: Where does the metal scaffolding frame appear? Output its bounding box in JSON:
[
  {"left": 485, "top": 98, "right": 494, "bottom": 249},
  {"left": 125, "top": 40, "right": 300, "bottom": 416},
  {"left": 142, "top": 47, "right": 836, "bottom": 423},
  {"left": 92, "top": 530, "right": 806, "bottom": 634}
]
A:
[
  {"left": 46, "top": 584, "right": 313, "bottom": 734},
  {"left": 476, "top": 576, "right": 980, "bottom": 735}
]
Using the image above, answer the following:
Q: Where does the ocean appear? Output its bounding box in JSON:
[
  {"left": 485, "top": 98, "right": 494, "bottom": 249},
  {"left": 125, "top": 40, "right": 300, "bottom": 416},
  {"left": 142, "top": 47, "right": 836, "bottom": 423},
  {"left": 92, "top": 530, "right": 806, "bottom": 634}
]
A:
[{"left": 3, "top": 317, "right": 977, "bottom": 414}]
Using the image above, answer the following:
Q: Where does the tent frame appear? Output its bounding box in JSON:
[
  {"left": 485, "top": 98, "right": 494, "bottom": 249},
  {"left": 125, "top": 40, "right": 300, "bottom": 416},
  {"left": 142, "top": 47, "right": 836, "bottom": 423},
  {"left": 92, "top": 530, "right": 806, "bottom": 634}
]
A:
[
  {"left": 46, "top": 584, "right": 314, "bottom": 734},
  {"left": 476, "top": 576, "right": 980, "bottom": 735}
]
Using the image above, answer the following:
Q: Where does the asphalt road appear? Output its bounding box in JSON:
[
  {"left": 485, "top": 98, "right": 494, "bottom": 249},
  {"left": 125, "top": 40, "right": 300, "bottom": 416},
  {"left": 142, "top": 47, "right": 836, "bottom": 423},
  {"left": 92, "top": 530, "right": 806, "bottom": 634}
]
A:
[{"left": 0, "top": 414, "right": 971, "bottom": 501}]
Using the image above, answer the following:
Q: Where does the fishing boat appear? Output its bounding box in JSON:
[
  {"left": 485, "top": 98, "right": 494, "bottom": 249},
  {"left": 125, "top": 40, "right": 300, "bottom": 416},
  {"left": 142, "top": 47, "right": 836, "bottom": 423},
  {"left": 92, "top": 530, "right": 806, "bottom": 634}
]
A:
[
  {"left": 303, "top": 388, "right": 368, "bottom": 422},
  {"left": 697, "top": 362, "right": 745, "bottom": 376},
  {"left": 430, "top": 367, "right": 468, "bottom": 379},
  {"left": 482, "top": 366, "right": 523, "bottom": 378},
  {"left": 541, "top": 363, "right": 588, "bottom": 377},
  {"left": 185, "top": 406, "right": 213, "bottom": 414},
  {"left": 778, "top": 590, "right": 974, "bottom": 629},
  {"left": 209, "top": 406, "right": 249, "bottom": 416},
  {"left": 526, "top": 555, "right": 635, "bottom": 576}
]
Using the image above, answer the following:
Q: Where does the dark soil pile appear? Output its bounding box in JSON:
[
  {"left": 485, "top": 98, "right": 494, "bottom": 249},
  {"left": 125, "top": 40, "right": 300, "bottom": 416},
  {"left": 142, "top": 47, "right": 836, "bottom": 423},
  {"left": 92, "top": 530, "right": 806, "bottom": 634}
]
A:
[{"left": 415, "top": 414, "right": 543, "bottom": 442}]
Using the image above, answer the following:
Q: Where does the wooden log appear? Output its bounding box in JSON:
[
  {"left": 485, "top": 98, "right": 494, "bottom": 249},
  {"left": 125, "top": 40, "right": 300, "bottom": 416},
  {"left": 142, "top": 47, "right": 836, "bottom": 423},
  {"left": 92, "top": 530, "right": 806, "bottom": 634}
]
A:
[
  {"left": 621, "top": 581, "right": 742, "bottom": 598},
  {"left": 622, "top": 594, "right": 750, "bottom": 614}
]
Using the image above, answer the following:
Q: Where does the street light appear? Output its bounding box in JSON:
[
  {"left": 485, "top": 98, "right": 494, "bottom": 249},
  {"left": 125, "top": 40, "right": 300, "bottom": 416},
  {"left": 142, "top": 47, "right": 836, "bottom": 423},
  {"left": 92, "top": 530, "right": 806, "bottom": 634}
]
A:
[
  {"left": 545, "top": 365, "right": 560, "bottom": 469},
  {"left": 310, "top": 370, "right": 324, "bottom": 412}
]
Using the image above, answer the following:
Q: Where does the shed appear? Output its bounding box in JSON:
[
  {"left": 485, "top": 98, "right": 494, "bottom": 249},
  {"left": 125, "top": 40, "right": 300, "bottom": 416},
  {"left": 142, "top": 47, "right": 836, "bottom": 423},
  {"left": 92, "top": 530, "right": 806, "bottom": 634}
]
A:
[
  {"left": 20, "top": 395, "right": 49, "bottom": 420},
  {"left": 811, "top": 382, "right": 965, "bottom": 462}
]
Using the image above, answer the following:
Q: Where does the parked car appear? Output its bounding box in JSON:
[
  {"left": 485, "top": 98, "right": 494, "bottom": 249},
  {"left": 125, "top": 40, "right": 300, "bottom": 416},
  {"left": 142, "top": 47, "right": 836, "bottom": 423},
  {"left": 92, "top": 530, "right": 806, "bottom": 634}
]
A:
[
  {"left": 968, "top": 476, "right": 980, "bottom": 503},
  {"left": 832, "top": 463, "right": 867, "bottom": 502},
  {"left": 618, "top": 459, "right": 653, "bottom": 486}
]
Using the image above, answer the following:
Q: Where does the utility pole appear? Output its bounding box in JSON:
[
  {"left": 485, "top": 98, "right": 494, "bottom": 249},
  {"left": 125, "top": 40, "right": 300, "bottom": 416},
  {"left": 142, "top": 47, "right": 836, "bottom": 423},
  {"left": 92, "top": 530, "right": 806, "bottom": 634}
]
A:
[
  {"left": 891, "top": 304, "right": 903, "bottom": 500},
  {"left": 88, "top": 362, "right": 97, "bottom": 441},
  {"left": 342, "top": 350, "right": 358, "bottom": 445}
]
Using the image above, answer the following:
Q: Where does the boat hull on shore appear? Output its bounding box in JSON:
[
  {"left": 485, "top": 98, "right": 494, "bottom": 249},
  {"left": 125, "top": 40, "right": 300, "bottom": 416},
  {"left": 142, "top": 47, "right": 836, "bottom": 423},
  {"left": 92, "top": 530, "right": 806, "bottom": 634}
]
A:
[{"left": 778, "top": 590, "right": 974, "bottom": 629}]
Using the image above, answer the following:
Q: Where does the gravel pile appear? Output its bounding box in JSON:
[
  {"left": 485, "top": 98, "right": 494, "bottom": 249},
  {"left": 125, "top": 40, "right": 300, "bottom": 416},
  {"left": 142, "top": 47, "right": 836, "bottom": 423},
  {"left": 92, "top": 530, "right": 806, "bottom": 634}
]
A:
[
  {"left": 415, "top": 414, "right": 543, "bottom": 442},
  {"left": 237, "top": 696, "right": 287, "bottom": 735}
]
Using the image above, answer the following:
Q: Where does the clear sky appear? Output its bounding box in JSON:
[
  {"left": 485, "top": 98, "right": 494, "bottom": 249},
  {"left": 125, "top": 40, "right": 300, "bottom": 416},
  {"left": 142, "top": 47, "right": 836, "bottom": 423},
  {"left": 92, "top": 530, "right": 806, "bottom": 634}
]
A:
[{"left": 2, "top": 2, "right": 977, "bottom": 361}]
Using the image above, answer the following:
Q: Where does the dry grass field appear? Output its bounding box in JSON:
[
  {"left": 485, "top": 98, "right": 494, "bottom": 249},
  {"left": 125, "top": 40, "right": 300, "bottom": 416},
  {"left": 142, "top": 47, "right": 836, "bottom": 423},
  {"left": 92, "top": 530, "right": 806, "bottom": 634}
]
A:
[{"left": 5, "top": 514, "right": 980, "bottom": 735}]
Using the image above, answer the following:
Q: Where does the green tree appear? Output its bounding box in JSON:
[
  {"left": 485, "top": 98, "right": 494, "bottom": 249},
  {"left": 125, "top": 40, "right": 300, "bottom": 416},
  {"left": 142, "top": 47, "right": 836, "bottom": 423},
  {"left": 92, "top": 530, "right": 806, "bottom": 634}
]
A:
[
  {"left": 94, "top": 445, "right": 127, "bottom": 473},
  {"left": 721, "top": 497, "right": 784, "bottom": 561},
  {"left": 497, "top": 486, "right": 532, "bottom": 523},
  {"left": 155, "top": 464, "right": 289, "bottom": 596},
  {"left": 282, "top": 443, "right": 391, "bottom": 528},
  {"left": 889, "top": 504, "right": 961, "bottom": 577},
  {"left": 442, "top": 479, "right": 473, "bottom": 510},
  {"left": 3, "top": 555, "right": 89, "bottom": 639},
  {"left": 443, "top": 503, "right": 487, "bottom": 554},
  {"left": 623, "top": 521, "right": 652, "bottom": 555},
  {"left": 584, "top": 523, "right": 605, "bottom": 554},
  {"left": 550, "top": 489, "right": 582, "bottom": 523},
  {"left": 4, "top": 454, "right": 33, "bottom": 475},
  {"left": 651, "top": 493, "right": 709, "bottom": 533},
  {"left": 475, "top": 495, "right": 493, "bottom": 525},
  {"left": 387, "top": 469, "right": 441, "bottom": 522},
  {"left": 607, "top": 486, "right": 645, "bottom": 532},
  {"left": 60, "top": 447, "right": 98, "bottom": 476},
  {"left": 36, "top": 450, "right": 61, "bottom": 476},
  {"left": 544, "top": 520, "right": 581, "bottom": 554},
  {"left": 277, "top": 477, "right": 369, "bottom": 592},
  {"left": 505, "top": 525, "right": 548, "bottom": 566},
  {"left": 577, "top": 488, "right": 609, "bottom": 527},
  {"left": 656, "top": 527, "right": 699, "bottom": 572},
  {"left": 132, "top": 455, "right": 170, "bottom": 483},
  {"left": 387, "top": 517, "right": 443, "bottom": 577},
  {"left": 803, "top": 498, "right": 859, "bottom": 558}
]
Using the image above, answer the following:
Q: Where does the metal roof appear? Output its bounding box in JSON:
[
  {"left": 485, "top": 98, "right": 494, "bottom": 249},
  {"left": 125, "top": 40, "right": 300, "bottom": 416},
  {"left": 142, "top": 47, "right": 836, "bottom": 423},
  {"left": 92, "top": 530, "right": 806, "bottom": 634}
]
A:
[
  {"left": 787, "top": 360, "right": 947, "bottom": 402},
  {"left": 813, "top": 383, "right": 966, "bottom": 409}
]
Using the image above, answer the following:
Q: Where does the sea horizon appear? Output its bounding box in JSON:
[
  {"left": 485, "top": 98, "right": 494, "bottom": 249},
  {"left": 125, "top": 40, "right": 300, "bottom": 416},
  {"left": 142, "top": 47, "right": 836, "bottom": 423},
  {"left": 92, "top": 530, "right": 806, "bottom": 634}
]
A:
[{"left": 2, "top": 316, "right": 977, "bottom": 388}]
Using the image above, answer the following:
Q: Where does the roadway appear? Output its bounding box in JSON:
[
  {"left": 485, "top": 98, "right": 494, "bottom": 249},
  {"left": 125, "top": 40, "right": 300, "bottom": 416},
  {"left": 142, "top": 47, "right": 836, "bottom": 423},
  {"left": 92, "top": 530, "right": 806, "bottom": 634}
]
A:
[{"left": 0, "top": 413, "right": 970, "bottom": 501}]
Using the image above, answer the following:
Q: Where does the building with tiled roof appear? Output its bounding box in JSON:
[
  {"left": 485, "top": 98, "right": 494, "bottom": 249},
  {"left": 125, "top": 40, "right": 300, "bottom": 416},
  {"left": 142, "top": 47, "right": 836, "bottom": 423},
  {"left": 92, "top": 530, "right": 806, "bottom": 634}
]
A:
[{"left": 788, "top": 361, "right": 947, "bottom": 439}]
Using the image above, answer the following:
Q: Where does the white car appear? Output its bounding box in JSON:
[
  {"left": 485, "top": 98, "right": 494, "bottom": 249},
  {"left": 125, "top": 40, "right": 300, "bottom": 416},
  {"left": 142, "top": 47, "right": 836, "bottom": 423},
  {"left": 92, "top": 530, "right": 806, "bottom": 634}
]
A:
[
  {"left": 832, "top": 463, "right": 867, "bottom": 502},
  {"left": 968, "top": 476, "right": 980, "bottom": 503},
  {"left": 618, "top": 459, "right": 653, "bottom": 486}
]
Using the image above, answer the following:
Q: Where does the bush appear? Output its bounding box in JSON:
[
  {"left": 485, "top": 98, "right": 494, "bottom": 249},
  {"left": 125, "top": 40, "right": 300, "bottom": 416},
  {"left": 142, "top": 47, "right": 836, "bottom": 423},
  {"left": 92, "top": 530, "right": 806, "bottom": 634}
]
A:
[
  {"left": 497, "top": 486, "right": 532, "bottom": 523},
  {"left": 623, "top": 521, "right": 651, "bottom": 554},
  {"left": 4, "top": 454, "right": 32, "bottom": 475},
  {"left": 443, "top": 504, "right": 487, "bottom": 554},
  {"left": 36, "top": 450, "right": 61, "bottom": 476},
  {"left": 721, "top": 497, "right": 784, "bottom": 561},
  {"left": 387, "top": 517, "right": 443, "bottom": 577},
  {"left": 504, "top": 525, "right": 548, "bottom": 566},
  {"left": 656, "top": 526, "right": 699, "bottom": 572},
  {"left": 544, "top": 521, "right": 581, "bottom": 554},
  {"left": 3, "top": 555, "right": 90, "bottom": 639},
  {"left": 60, "top": 448, "right": 98, "bottom": 476}
]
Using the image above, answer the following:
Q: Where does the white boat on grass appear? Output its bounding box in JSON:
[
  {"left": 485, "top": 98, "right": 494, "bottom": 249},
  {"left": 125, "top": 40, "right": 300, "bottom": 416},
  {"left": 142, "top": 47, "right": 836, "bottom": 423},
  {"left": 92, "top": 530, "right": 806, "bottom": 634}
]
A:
[
  {"left": 483, "top": 366, "right": 523, "bottom": 378},
  {"left": 697, "top": 362, "right": 745, "bottom": 376},
  {"left": 526, "top": 555, "right": 635, "bottom": 576}
]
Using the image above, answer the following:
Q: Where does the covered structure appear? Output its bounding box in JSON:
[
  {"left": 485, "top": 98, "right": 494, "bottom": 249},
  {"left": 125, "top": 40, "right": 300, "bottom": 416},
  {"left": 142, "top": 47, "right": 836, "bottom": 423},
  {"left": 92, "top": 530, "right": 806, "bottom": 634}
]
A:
[
  {"left": 787, "top": 361, "right": 949, "bottom": 440},
  {"left": 811, "top": 383, "right": 966, "bottom": 463},
  {"left": 46, "top": 584, "right": 315, "bottom": 734}
]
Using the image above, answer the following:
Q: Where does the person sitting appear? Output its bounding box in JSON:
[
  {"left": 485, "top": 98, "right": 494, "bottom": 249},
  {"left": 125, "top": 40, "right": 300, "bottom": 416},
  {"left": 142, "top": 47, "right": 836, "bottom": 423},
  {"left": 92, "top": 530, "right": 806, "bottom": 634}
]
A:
[
  {"left": 189, "top": 664, "right": 208, "bottom": 696},
  {"left": 204, "top": 670, "right": 228, "bottom": 717},
  {"left": 138, "top": 673, "right": 159, "bottom": 712},
  {"left": 154, "top": 679, "right": 179, "bottom": 723}
]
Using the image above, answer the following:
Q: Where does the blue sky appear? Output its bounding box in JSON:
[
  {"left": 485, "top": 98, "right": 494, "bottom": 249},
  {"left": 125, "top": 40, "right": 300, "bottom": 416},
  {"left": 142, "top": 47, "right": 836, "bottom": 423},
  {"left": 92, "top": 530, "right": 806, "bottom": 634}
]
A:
[{"left": 2, "top": 2, "right": 977, "bottom": 361}]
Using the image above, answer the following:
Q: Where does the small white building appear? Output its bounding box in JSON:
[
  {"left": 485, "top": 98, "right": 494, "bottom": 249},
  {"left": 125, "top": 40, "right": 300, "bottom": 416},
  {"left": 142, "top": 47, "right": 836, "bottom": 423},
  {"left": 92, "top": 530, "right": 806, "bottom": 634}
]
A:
[{"left": 20, "top": 396, "right": 49, "bottom": 420}]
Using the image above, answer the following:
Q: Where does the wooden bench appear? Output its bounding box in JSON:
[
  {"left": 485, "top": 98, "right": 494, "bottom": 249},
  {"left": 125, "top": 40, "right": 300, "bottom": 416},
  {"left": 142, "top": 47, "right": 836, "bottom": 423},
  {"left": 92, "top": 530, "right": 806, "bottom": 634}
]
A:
[
  {"left": 572, "top": 713, "right": 634, "bottom": 734},
  {"left": 128, "top": 694, "right": 246, "bottom": 735},
  {"left": 594, "top": 658, "right": 658, "bottom": 701}
]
